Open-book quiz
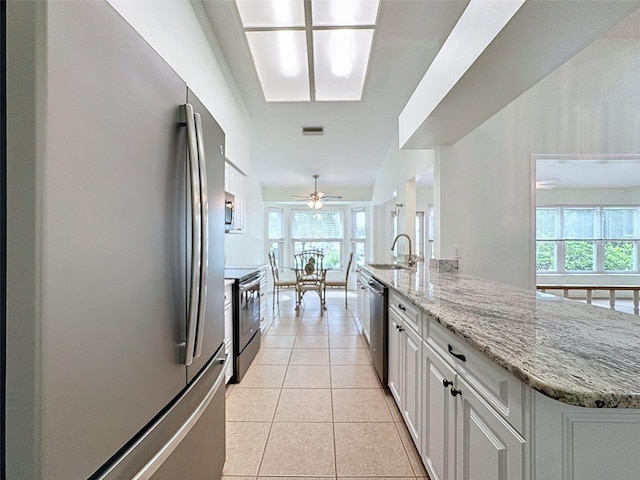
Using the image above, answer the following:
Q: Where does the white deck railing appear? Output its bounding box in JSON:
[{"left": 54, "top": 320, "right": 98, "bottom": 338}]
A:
[{"left": 537, "top": 284, "right": 640, "bottom": 315}]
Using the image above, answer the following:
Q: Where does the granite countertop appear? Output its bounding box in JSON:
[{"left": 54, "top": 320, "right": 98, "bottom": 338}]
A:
[{"left": 362, "top": 264, "right": 640, "bottom": 409}]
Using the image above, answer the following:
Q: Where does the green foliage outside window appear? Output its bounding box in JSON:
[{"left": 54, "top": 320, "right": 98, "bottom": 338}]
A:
[
  {"left": 564, "top": 241, "right": 595, "bottom": 271},
  {"left": 536, "top": 241, "right": 555, "bottom": 271},
  {"left": 604, "top": 241, "right": 634, "bottom": 271}
]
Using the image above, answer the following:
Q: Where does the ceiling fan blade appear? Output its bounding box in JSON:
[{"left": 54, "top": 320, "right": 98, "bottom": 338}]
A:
[
  {"left": 321, "top": 195, "right": 342, "bottom": 199},
  {"left": 536, "top": 178, "right": 561, "bottom": 189},
  {"left": 292, "top": 194, "right": 311, "bottom": 198}
]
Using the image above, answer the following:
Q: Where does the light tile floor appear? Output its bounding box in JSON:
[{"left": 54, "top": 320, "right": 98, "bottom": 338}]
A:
[{"left": 222, "top": 289, "right": 430, "bottom": 480}]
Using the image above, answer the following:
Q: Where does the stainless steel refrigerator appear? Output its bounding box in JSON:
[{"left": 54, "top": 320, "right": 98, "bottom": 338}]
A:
[{"left": 5, "top": 1, "right": 226, "bottom": 478}]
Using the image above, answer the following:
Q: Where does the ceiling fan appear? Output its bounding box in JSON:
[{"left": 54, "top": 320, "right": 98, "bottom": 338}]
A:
[
  {"left": 293, "top": 174, "right": 342, "bottom": 209},
  {"left": 535, "top": 178, "right": 561, "bottom": 190}
]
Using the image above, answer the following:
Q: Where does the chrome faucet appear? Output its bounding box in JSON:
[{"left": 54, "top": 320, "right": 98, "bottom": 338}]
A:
[{"left": 390, "top": 233, "right": 415, "bottom": 266}]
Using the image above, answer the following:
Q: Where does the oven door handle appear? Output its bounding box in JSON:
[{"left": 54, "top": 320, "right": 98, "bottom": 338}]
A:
[{"left": 239, "top": 279, "right": 261, "bottom": 292}]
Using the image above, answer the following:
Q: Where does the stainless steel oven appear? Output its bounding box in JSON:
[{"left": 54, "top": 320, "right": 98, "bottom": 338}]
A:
[{"left": 232, "top": 272, "right": 261, "bottom": 382}]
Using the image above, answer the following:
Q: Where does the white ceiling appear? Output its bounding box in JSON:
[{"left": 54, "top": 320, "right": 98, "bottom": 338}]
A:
[
  {"left": 537, "top": 159, "right": 640, "bottom": 189},
  {"left": 201, "top": 0, "right": 640, "bottom": 191},
  {"left": 201, "top": 0, "right": 469, "bottom": 188}
]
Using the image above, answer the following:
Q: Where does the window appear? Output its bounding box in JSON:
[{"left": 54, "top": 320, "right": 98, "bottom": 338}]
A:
[
  {"left": 351, "top": 208, "right": 366, "bottom": 267},
  {"left": 291, "top": 210, "right": 343, "bottom": 268},
  {"left": 415, "top": 211, "right": 425, "bottom": 259},
  {"left": 415, "top": 206, "right": 435, "bottom": 259},
  {"left": 603, "top": 208, "right": 636, "bottom": 271},
  {"left": 268, "top": 207, "right": 284, "bottom": 265},
  {"left": 428, "top": 206, "right": 434, "bottom": 259},
  {"left": 563, "top": 208, "right": 596, "bottom": 271},
  {"left": 536, "top": 208, "right": 558, "bottom": 272},
  {"left": 536, "top": 206, "right": 640, "bottom": 274}
]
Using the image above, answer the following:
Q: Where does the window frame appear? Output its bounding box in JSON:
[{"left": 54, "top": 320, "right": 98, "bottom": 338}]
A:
[{"left": 536, "top": 205, "right": 640, "bottom": 274}]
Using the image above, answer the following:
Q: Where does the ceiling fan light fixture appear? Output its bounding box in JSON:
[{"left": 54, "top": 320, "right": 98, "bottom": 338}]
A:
[
  {"left": 307, "top": 198, "right": 324, "bottom": 209},
  {"left": 294, "top": 175, "right": 341, "bottom": 207}
]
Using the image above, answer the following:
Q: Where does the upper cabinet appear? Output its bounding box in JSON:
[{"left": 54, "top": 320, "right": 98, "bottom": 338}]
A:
[{"left": 224, "top": 161, "right": 246, "bottom": 233}]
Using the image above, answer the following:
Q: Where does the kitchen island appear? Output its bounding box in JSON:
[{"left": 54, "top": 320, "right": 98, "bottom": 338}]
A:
[{"left": 362, "top": 263, "right": 640, "bottom": 480}]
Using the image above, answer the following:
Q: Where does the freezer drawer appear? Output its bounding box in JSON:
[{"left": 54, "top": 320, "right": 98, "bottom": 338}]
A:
[{"left": 96, "top": 349, "right": 228, "bottom": 480}]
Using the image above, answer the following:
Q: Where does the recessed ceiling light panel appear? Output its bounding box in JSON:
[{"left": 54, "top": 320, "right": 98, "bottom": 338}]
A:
[
  {"left": 236, "top": 0, "right": 305, "bottom": 28},
  {"left": 313, "top": 29, "right": 374, "bottom": 101},
  {"left": 246, "top": 31, "right": 310, "bottom": 102},
  {"left": 311, "top": 0, "right": 380, "bottom": 26}
]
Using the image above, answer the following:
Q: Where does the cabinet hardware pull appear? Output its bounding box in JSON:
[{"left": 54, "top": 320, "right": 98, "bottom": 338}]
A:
[
  {"left": 443, "top": 379, "right": 453, "bottom": 388},
  {"left": 448, "top": 344, "right": 466, "bottom": 362},
  {"left": 450, "top": 388, "right": 462, "bottom": 397},
  {"left": 398, "top": 304, "right": 406, "bottom": 311},
  {"left": 398, "top": 326, "right": 405, "bottom": 332}
]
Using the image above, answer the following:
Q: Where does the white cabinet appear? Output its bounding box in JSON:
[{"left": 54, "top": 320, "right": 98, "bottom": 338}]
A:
[
  {"left": 388, "top": 302, "right": 422, "bottom": 448},
  {"left": 455, "top": 375, "right": 525, "bottom": 480},
  {"left": 401, "top": 320, "right": 422, "bottom": 443},
  {"left": 224, "top": 282, "right": 233, "bottom": 384},
  {"left": 224, "top": 162, "right": 246, "bottom": 233},
  {"left": 421, "top": 326, "right": 525, "bottom": 480},
  {"left": 387, "top": 307, "right": 402, "bottom": 404},
  {"left": 384, "top": 284, "right": 525, "bottom": 480},
  {"left": 422, "top": 342, "right": 456, "bottom": 480},
  {"left": 259, "top": 266, "right": 267, "bottom": 332},
  {"left": 356, "top": 269, "right": 370, "bottom": 342}
]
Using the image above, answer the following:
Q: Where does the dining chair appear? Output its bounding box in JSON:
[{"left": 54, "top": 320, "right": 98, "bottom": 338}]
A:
[
  {"left": 268, "top": 251, "right": 296, "bottom": 308},
  {"left": 325, "top": 251, "right": 354, "bottom": 309},
  {"left": 293, "top": 250, "right": 327, "bottom": 313}
]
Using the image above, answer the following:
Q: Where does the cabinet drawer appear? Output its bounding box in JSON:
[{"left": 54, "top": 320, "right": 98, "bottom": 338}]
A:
[
  {"left": 389, "top": 289, "right": 421, "bottom": 335},
  {"left": 426, "top": 319, "right": 524, "bottom": 435}
]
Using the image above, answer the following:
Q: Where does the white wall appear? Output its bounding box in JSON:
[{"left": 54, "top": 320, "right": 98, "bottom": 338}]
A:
[
  {"left": 431, "top": 38, "right": 640, "bottom": 289},
  {"left": 107, "top": 0, "right": 265, "bottom": 266},
  {"left": 371, "top": 134, "right": 434, "bottom": 205},
  {"left": 370, "top": 133, "right": 434, "bottom": 261},
  {"left": 537, "top": 187, "right": 640, "bottom": 206}
]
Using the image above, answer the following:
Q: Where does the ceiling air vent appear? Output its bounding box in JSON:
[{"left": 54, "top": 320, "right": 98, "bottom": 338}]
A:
[{"left": 302, "top": 126, "right": 324, "bottom": 136}]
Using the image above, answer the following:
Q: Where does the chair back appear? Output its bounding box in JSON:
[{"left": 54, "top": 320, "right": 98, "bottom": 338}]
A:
[
  {"left": 344, "top": 251, "right": 354, "bottom": 282},
  {"left": 268, "top": 251, "right": 280, "bottom": 282},
  {"left": 294, "top": 250, "right": 326, "bottom": 285}
]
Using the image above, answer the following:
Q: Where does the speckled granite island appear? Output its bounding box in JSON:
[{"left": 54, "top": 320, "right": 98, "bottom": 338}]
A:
[{"left": 361, "top": 263, "right": 640, "bottom": 480}]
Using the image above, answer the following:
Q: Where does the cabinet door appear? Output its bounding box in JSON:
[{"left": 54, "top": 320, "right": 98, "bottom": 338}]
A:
[
  {"left": 455, "top": 376, "right": 526, "bottom": 480},
  {"left": 401, "top": 324, "right": 422, "bottom": 446},
  {"left": 259, "top": 268, "right": 267, "bottom": 330},
  {"left": 356, "top": 276, "right": 370, "bottom": 342},
  {"left": 387, "top": 308, "right": 403, "bottom": 405},
  {"left": 422, "top": 343, "right": 456, "bottom": 480}
]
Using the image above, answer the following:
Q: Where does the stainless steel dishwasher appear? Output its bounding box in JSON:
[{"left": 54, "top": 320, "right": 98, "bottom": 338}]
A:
[{"left": 368, "top": 277, "right": 388, "bottom": 385}]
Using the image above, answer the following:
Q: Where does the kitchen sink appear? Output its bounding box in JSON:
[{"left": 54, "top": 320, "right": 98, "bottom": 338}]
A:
[{"left": 367, "top": 263, "right": 411, "bottom": 270}]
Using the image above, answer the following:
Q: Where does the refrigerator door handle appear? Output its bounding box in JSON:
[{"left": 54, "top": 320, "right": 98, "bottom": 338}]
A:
[
  {"left": 131, "top": 354, "right": 229, "bottom": 480},
  {"left": 193, "top": 112, "right": 208, "bottom": 359},
  {"left": 181, "top": 103, "right": 202, "bottom": 366}
]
